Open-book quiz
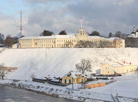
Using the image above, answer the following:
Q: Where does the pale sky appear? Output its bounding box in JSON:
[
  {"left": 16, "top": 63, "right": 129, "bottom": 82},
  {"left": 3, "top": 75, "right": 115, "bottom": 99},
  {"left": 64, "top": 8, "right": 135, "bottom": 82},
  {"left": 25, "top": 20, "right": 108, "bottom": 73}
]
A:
[{"left": 0, "top": 0, "right": 138, "bottom": 37}]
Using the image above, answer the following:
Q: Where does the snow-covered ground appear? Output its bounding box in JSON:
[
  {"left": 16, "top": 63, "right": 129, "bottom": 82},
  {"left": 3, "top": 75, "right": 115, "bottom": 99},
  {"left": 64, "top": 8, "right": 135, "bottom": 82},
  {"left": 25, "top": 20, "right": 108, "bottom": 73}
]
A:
[
  {"left": 85, "top": 72, "right": 138, "bottom": 98},
  {"left": 0, "top": 48, "right": 138, "bottom": 80},
  {"left": 1, "top": 72, "right": 138, "bottom": 102},
  {"left": 0, "top": 48, "right": 138, "bottom": 101},
  {"left": 0, "top": 48, "right": 5, "bottom": 53}
]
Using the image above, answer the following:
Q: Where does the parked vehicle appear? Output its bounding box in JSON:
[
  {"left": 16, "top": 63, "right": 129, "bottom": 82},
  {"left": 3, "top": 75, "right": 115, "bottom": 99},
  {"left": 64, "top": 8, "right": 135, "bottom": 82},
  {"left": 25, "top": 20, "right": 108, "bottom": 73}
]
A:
[
  {"left": 96, "top": 77, "right": 109, "bottom": 80},
  {"left": 32, "top": 78, "right": 47, "bottom": 83}
]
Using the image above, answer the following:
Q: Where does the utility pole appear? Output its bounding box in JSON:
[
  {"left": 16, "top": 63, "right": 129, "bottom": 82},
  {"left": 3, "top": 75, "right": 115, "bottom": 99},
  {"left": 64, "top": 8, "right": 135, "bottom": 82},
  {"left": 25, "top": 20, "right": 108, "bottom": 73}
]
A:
[{"left": 19, "top": 9, "right": 24, "bottom": 38}]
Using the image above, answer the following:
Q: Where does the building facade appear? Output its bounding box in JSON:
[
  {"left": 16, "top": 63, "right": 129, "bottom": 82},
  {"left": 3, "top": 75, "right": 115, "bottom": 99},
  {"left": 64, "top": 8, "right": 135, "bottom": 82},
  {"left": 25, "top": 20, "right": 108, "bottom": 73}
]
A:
[
  {"left": 101, "top": 62, "right": 137, "bottom": 75},
  {"left": 62, "top": 72, "right": 87, "bottom": 84},
  {"left": 18, "top": 28, "right": 125, "bottom": 48}
]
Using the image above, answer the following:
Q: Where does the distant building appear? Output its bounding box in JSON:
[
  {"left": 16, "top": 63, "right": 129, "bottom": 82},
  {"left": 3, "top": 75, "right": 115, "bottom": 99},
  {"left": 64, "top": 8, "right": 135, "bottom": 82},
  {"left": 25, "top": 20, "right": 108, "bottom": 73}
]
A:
[
  {"left": 18, "top": 20, "right": 125, "bottom": 48},
  {"left": 62, "top": 71, "right": 87, "bottom": 84},
  {"left": 128, "top": 26, "right": 138, "bottom": 37},
  {"left": 125, "top": 26, "right": 138, "bottom": 47},
  {"left": 18, "top": 30, "right": 125, "bottom": 48},
  {"left": 101, "top": 61, "right": 137, "bottom": 75}
]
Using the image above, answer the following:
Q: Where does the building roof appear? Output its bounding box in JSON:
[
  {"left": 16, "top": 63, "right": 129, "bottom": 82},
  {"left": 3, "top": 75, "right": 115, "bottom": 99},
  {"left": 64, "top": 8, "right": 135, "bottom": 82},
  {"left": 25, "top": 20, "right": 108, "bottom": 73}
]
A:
[
  {"left": 88, "top": 36, "right": 105, "bottom": 39},
  {"left": 20, "top": 34, "right": 123, "bottom": 41},
  {"left": 20, "top": 36, "right": 36, "bottom": 40},
  {"left": 111, "top": 61, "right": 132, "bottom": 67},
  {"left": 65, "top": 71, "right": 83, "bottom": 78},
  {"left": 106, "top": 37, "right": 123, "bottom": 41},
  {"left": 20, "top": 34, "right": 77, "bottom": 40}
]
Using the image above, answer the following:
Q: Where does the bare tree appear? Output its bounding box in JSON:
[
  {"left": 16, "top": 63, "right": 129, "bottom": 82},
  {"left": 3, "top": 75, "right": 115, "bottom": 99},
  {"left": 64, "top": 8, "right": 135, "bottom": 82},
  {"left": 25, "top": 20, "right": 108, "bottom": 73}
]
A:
[
  {"left": 98, "top": 41, "right": 112, "bottom": 48},
  {"left": 75, "top": 40, "right": 95, "bottom": 48},
  {"left": 75, "top": 59, "right": 92, "bottom": 74},
  {"left": 5, "top": 35, "right": 14, "bottom": 48},
  {"left": 0, "top": 64, "right": 8, "bottom": 80},
  {"left": 64, "top": 41, "right": 73, "bottom": 48},
  {"left": 89, "top": 31, "right": 100, "bottom": 36}
]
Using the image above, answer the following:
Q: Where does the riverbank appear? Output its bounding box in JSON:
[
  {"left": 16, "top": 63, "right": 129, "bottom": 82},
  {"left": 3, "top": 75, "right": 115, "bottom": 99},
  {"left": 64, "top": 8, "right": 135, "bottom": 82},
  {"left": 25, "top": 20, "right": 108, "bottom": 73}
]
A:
[
  {"left": 1, "top": 75, "right": 138, "bottom": 102},
  {"left": 0, "top": 80, "right": 113, "bottom": 102},
  {"left": 0, "top": 85, "right": 77, "bottom": 102}
]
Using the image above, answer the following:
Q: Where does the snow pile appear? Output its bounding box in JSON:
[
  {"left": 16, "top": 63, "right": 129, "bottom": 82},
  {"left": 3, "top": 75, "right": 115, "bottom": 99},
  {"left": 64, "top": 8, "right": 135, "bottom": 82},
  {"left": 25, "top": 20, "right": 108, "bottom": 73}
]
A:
[{"left": 0, "top": 48, "right": 138, "bottom": 80}]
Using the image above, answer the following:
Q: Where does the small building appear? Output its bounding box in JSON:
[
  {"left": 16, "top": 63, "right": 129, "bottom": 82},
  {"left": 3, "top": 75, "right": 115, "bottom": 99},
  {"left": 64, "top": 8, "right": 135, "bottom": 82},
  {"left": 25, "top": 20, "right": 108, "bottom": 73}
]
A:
[
  {"left": 101, "top": 62, "right": 137, "bottom": 75},
  {"left": 62, "top": 71, "right": 87, "bottom": 84}
]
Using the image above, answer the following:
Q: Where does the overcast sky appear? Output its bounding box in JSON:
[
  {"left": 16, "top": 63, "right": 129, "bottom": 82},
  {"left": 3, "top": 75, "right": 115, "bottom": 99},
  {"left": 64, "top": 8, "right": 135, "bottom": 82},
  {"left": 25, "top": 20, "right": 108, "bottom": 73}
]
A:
[{"left": 0, "top": 0, "right": 138, "bottom": 37}]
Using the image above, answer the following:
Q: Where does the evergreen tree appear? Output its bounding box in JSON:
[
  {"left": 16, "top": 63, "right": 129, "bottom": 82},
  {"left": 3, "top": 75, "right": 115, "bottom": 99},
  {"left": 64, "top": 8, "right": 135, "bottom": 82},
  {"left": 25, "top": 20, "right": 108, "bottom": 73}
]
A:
[
  {"left": 115, "top": 31, "right": 122, "bottom": 38},
  {"left": 40, "top": 30, "right": 54, "bottom": 36},
  {"left": 89, "top": 31, "right": 100, "bottom": 36},
  {"left": 59, "top": 30, "right": 67, "bottom": 35},
  {"left": 109, "top": 32, "right": 112, "bottom": 38}
]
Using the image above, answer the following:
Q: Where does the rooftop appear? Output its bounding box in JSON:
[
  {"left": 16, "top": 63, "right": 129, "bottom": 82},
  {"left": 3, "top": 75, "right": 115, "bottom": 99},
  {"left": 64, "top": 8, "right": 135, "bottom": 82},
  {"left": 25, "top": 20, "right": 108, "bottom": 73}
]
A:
[
  {"left": 20, "top": 34, "right": 77, "bottom": 40},
  {"left": 111, "top": 61, "right": 132, "bottom": 67}
]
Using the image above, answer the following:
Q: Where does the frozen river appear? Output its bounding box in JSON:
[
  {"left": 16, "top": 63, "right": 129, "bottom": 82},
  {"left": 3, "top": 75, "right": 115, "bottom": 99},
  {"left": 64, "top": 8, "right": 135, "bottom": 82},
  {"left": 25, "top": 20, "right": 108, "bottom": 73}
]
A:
[{"left": 0, "top": 85, "right": 78, "bottom": 102}]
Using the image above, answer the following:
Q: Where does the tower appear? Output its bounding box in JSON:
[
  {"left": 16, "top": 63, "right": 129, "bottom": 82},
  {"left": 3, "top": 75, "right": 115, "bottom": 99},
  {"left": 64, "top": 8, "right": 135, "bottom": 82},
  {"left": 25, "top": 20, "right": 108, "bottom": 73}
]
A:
[
  {"left": 78, "top": 18, "right": 85, "bottom": 35},
  {"left": 133, "top": 26, "right": 136, "bottom": 33},
  {"left": 19, "top": 10, "right": 24, "bottom": 38},
  {"left": 80, "top": 18, "right": 83, "bottom": 29},
  {"left": 76, "top": 18, "right": 88, "bottom": 39}
]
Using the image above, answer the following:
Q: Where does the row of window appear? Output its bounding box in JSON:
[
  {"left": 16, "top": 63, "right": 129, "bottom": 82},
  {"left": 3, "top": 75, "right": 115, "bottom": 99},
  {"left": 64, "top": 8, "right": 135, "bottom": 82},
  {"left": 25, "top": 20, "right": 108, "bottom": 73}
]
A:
[
  {"left": 35, "top": 40, "right": 55, "bottom": 43},
  {"left": 57, "top": 40, "right": 76, "bottom": 43},
  {"left": 20, "top": 41, "right": 31, "bottom": 43},
  {"left": 21, "top": 44, "right": 72, "bottom": 48},
  {"left": 21, "top": 39, "right": 107, "bottom": 44},
  {"left": 21, "top": 44, "right": 32, "bottom": 47}
]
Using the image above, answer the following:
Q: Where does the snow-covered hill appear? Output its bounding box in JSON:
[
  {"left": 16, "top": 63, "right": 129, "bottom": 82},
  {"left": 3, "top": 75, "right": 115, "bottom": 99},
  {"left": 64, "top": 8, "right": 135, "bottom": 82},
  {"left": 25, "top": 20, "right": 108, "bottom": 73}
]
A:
[{"left": 0, "top": 48, "right": 138, "bottom": 80}]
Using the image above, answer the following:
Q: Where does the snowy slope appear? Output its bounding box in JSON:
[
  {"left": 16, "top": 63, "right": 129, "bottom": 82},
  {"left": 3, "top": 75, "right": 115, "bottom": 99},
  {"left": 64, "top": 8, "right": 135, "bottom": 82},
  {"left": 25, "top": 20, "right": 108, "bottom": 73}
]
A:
[
  {"left": 0, "top": 48, "right": 138, "bottom": 80},
  {"left": 85, "top": 72, "right": 138, "bottom": 99}
]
